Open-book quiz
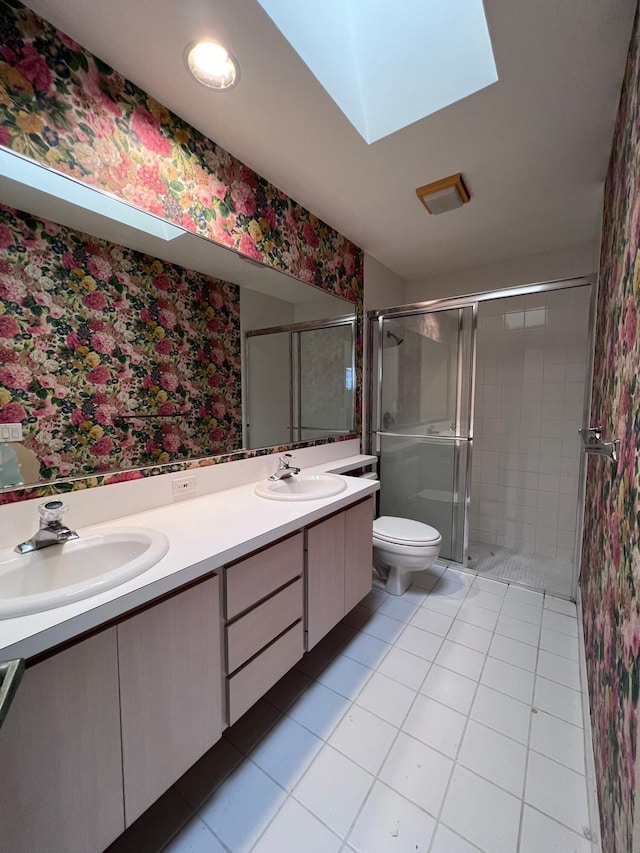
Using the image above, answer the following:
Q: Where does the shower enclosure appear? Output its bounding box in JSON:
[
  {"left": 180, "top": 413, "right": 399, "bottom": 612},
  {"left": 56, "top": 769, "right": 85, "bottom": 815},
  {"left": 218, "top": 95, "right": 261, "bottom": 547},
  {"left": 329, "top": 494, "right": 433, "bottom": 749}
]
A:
[{"left": 368, "top": 278, "right": 594, "bottom": 598}]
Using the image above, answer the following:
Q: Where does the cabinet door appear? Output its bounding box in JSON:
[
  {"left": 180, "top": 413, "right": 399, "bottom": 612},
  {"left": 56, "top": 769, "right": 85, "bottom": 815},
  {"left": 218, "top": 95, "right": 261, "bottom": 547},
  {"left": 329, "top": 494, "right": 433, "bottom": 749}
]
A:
[
  {"left": 305, "top": 512, "right": 345, "bottom": 649},
  {"left": 118, "top": 576, "right": 222, "bottom": 825},
  {"left": 344, "top": 497, "right": 374, "bottom": 613},
  {"left": 0, "top": 628, "right": 123, "bottom": 853}
]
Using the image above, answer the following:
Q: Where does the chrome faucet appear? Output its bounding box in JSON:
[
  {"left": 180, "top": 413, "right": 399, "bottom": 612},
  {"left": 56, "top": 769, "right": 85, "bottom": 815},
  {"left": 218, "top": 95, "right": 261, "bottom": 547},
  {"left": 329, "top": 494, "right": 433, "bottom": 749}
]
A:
[
  {"left": 268, "top": 453, "right": 301, "bottom": 481},
  {"left": 14, "top": 500, "right": 79, "bottom": 554}
]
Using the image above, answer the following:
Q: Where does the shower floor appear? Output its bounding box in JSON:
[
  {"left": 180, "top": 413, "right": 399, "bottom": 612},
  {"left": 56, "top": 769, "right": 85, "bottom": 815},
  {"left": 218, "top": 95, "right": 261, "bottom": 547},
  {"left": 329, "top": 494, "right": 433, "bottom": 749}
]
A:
[{"left": 467, "top": 539, "right": 575, "bottom": 598}]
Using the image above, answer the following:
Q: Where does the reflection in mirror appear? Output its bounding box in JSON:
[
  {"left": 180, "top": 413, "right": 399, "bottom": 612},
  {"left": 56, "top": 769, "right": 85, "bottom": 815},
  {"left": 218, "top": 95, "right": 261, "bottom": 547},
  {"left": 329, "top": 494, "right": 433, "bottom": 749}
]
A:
[
  {"left": 245, "top": 317, "right": 355, "bottom": 449},
  {"left": 299, "top": 322, "right": 355, "bottom": 440},
  {"left": 0, "top": 151, "right": 355, "bottom": 491}
]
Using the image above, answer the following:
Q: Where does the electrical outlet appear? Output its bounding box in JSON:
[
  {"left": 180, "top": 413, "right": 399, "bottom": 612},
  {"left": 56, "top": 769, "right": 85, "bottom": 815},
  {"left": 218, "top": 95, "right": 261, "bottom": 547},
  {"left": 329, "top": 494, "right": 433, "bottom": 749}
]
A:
[{"left": 172, "top": 476, "right": 196, "bottom": 499}]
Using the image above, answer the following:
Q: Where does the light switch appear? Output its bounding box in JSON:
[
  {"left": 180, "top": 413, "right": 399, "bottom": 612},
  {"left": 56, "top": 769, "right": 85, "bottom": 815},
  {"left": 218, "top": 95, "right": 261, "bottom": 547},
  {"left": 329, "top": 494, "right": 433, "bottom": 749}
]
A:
[{"left": 0, "top": 423, "right": 23, "bottom": 442}]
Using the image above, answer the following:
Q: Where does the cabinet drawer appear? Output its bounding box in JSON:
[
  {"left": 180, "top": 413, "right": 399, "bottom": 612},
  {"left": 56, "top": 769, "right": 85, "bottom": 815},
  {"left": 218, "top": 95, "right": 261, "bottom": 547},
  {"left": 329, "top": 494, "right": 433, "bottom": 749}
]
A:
[
  {"left": 226, "top": 578, "right": 303, "bottom": 674},
  {"left": 227, "top": 621, "right": 304, "bottom": 724},
  {"left": 226, "top": 532, "right": 303, "bottom": 619}
]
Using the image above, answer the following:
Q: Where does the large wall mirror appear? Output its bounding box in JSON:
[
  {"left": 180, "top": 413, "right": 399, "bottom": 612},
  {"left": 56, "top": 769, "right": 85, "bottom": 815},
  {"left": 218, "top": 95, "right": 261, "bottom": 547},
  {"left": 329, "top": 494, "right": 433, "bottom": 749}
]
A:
[{"left": 0, "top": 151, "right": 356, "bottom": 491}]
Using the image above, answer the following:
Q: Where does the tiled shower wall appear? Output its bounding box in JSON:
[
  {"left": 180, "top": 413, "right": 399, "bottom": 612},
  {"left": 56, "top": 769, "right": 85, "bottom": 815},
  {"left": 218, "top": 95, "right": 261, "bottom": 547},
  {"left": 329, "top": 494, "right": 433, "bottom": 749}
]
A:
[{"left": 469, "top": 286, "right": 591, "bottom": 569}]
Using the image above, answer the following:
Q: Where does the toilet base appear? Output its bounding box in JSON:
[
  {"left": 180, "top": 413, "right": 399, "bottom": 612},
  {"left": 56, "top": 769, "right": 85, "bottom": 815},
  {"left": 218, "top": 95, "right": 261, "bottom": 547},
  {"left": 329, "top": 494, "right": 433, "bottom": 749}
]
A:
[
  {"left": 372, "top": 520, "right": 442, "bottom": 597},
  {"left": 373, "top": 548, "right": 439, "bottom": 597},
  {"left": 385, "top": 566, "right": 413, "bottom": 596}
]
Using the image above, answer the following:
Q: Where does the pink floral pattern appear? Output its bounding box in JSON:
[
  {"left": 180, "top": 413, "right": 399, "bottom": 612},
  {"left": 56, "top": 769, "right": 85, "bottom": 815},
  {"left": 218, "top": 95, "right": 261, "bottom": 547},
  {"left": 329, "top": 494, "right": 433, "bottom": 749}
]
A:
[
  {"left": 0, "top": 0, "right": 363, "bottom": 303},
  {"left": 0, "top": 0, "right": 363, "bottom": 506},
  {"left": 580, "top": 6, "right": 640, "bottom": 851},
  {"left": 0, "top": 204, "right": 242, "bottom": 479}
]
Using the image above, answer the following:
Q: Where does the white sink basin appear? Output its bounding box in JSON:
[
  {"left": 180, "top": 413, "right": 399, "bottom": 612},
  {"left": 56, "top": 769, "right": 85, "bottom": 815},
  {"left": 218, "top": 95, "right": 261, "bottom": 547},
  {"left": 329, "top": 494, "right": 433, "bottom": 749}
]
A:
[
  {"left": 254, "top": 473, "right": 347, "bottom": 501},
  {"left": 0, "top": 527, "right": 169, "bottom": 619}
]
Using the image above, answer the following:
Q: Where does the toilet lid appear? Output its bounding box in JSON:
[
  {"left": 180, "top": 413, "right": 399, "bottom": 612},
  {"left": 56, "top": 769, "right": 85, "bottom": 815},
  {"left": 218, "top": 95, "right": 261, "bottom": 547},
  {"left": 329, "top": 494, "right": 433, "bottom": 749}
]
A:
[{"left": 373, "top": 516, "right": 441, "bottom": 545}]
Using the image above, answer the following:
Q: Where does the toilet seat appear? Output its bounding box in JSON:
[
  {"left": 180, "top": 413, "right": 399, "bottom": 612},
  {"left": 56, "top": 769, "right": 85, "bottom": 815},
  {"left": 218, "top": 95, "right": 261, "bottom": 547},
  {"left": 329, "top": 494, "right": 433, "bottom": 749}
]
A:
[{"left": 373, "top": 516, "right": 441, "bottom": 547}]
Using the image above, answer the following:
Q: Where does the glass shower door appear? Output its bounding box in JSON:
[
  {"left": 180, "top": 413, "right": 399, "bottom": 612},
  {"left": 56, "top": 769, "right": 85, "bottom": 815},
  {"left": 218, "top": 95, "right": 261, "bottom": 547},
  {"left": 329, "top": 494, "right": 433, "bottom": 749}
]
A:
[{"left": 375, "top": 306, "right": 475, "bottom": 563}]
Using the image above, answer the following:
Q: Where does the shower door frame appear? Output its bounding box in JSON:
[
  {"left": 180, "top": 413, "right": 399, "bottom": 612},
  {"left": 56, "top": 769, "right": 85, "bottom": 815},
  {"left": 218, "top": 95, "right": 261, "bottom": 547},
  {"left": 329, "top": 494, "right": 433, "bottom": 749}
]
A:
[
  {"left": 366, "top": 275, "right": 596, "bottom": 597},
  {"left": 371, "top": 303, "right": 477, "bottom": 566}
]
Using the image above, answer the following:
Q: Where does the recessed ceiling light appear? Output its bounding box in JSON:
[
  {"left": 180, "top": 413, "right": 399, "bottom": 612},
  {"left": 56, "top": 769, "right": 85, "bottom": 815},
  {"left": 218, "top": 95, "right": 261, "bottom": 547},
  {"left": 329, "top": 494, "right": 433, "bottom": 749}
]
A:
[{"left": 185, "top": 41, "right": 239, "bottom": 91}]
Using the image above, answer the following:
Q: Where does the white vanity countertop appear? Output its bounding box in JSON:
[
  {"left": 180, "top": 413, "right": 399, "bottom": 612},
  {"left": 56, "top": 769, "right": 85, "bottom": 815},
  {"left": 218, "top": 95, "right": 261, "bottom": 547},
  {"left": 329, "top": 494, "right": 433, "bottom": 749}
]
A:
[{"left": 0, "top": 457, "right": 379, "bottom": 660}]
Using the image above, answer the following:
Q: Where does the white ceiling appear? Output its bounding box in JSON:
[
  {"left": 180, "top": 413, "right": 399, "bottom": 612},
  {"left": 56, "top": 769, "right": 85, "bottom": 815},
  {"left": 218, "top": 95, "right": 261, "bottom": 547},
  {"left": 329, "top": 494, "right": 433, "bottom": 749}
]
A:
[
  {"left": 253, "top": 0, "right": 498, "bottom": 144},
  {"left": 22, "top": 0, "right": 637, "bottom": 281}
]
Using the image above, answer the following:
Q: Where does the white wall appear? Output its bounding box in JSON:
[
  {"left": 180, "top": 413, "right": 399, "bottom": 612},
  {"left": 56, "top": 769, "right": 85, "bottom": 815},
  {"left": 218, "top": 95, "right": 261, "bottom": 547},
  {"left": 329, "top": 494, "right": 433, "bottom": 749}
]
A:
[
  {"left": 405, "top": 242, "right": 598, "bottom": 303},
  {"left": 363, "top": 254, "right": 408, "bottom": 443},
  {"left": 364, "top": 253, "right": 407, "bottom": 311},
  {"left": 240, "top": 289, "right": 295, "bottom": 331},
  {"left": 294, "top": 298, "right": 351, "bottom": 323}
]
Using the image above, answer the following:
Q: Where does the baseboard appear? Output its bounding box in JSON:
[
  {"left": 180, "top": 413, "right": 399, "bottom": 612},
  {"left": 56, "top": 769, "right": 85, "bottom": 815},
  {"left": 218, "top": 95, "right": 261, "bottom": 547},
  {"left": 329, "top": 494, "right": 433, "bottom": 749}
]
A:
[{"left": 577, "top": 587, "right": 603, "bottom": 852}]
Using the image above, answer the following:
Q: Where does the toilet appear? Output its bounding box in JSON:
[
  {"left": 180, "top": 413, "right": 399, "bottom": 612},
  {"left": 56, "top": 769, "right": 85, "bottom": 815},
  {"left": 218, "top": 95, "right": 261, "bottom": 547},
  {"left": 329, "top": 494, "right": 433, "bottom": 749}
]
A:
[{"left": 372, "top": 516, "right": 442, "bottom": 596}]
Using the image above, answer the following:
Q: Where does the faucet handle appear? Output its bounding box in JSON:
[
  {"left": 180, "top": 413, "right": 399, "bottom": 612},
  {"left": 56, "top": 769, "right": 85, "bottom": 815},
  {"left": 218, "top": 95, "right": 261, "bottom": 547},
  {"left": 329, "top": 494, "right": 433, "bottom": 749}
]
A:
[{"left": 38, "top": 500, "right": 68, "bottom": 523}]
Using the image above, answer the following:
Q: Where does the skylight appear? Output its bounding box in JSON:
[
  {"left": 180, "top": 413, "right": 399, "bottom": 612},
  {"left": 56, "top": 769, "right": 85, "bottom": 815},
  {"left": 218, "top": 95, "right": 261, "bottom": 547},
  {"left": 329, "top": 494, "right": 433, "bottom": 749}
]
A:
[{"left": 256, "top": 0, "right": 498, "bottom": 144}]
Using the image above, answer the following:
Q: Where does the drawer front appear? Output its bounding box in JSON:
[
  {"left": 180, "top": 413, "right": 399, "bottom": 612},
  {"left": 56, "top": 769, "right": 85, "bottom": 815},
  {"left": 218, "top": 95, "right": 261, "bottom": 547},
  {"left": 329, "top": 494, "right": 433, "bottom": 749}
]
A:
[
  {"left": 226, "top": 532, "right": 303, "bottom": 619},
  {"left": 227, "top": 621, "right": 304, "bottom": 724},
  {"left": 226, "top": 579, "right": 303, "bottom": 674}
]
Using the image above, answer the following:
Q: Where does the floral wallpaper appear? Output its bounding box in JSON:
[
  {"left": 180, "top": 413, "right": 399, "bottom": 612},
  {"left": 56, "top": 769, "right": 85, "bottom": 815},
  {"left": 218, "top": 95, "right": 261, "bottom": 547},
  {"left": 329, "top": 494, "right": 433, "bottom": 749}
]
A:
[
  {"left": 0, "top": 0, "right": 362, "bottom": 304},
  {"left": 0, "top": 0, "right": 364, "bottom": 504},
  {"left": 0, "top": 203, "right": 242, "bottom": 481},
  {"left": 580, "top": 5, "right": 640, "bottom": 852}
]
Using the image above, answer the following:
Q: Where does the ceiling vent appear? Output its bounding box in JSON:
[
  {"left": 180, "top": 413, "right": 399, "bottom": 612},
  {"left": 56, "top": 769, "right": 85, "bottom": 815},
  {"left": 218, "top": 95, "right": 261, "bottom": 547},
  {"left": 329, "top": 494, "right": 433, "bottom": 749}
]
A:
[{"left": 416, "top": 173, "right": 470, "bottom": 215}]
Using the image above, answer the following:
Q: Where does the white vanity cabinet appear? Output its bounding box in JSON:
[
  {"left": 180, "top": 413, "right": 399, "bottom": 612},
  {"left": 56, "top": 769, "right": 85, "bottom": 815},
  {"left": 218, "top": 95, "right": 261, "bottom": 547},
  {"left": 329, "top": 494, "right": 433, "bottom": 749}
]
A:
[
  {"left": 0, "top": 628, "right": 124, "bottom": 853},
  {"left": 0, "top": 476, "right": 378, "bottom": 853},
  {"left": 0, "top": 574, "right": 222, "bottom": 852},
  {"left": 224, "top": 532, "right": 305, "bottom": 724},
  {"left": 118, "top": 575, "right": 222, "bottom": 825},
  {"left": 306, "top": 495, "right": 374, "bottom": 649}
]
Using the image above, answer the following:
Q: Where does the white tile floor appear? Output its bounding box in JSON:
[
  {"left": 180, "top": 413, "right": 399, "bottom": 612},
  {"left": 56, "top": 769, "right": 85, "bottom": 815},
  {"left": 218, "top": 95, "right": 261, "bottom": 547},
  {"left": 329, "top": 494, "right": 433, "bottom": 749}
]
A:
[{"left": 108, "top": 565, "right": 595, "bottom": 853}]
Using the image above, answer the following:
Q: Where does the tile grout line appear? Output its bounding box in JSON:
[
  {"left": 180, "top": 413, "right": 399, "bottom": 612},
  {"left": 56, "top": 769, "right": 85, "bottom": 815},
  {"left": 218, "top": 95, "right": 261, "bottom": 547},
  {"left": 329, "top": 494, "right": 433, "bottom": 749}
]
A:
[
  {"left": 425, "top": 571, "right": 537, "bottom": 852},
  {"left": 515, "top": 588, "right": 545, "bottom": 852},
  {"left": 282, "top": 586, "right": 420, "bottom": 850},
  {"left": 335, "top": 582, "right": 452, "bottom": 849},
  {"left": 313, "top": 586, "right": 590, "bottom": 837},
  {"left": 424, "top": 577, "right": 495, "bottom": 853},
  {"left": 183, "top": 578, "right": 585, "bottom": 853},
  {"left": 301, "top": 609, "right": 438, "bottom": 849},
  {"left": 299, "top": 575, "right": 480, "bottom": 850}
]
